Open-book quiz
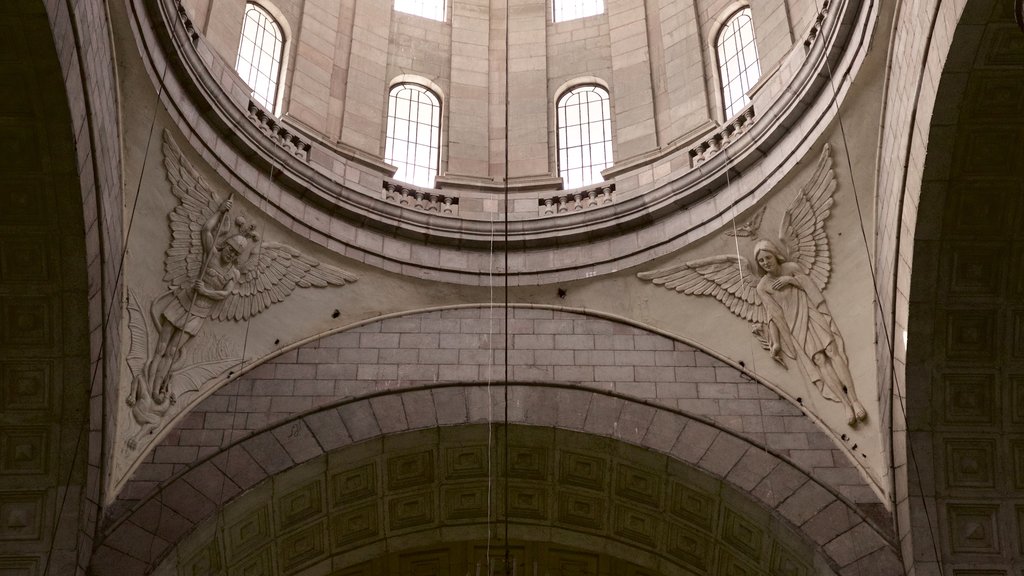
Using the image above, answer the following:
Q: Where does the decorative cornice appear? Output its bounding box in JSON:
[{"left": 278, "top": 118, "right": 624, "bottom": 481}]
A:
[
  {"left": 383, "top": 180, "right": 459, "bottom": 215},
  {"left": 539, "top": 183, "right": 614, "bottom": 216},
  {"left": 688, "top": 106, "right": 756, "bottom": 168},
  {"left": 246, "top": 101, "right": 312, "bottom": 162},
  {"left": 805, "top": 0, "right": 833, "bottom": 48}
]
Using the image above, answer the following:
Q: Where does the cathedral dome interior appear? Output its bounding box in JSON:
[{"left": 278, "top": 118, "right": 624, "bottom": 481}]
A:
[{"left": 0, "top": 0, "right": 1022, "bottom": 574}]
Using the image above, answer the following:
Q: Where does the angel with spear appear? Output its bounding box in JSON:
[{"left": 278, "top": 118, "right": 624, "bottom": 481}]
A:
[
  {"left": 124, "top": 133, "right": 357, "bottom": 449},
  {"left": 144, "top": 194, "right": 242, "bottom": 404}
]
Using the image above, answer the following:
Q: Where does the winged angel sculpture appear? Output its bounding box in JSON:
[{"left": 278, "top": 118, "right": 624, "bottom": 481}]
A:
[
  {"left": 637, "top": 145, "right": 867, "bottom": 426},
  {"left": 125, "top": 133, "right": 358, "bottom": 449}
]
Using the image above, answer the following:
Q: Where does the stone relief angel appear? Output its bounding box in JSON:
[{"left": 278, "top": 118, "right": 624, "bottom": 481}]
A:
[
  {"left": 125, "top": 132, "right": 358, "bottom": 449},
  {"left": 637, "top": 145, "right": 867, "bottom": 426}
]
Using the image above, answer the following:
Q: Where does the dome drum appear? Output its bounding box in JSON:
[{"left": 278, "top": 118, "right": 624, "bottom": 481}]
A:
[{"left": 135, "top": 0, "right": 873, "bottom": 285}]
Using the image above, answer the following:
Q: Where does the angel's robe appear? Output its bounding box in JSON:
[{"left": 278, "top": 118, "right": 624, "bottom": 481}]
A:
[
  {"left": 155, "top": 258, "right": 240, "bottom": 336},
  {"left": 755, "top": 261, "right": 848, "bottom": 401}
]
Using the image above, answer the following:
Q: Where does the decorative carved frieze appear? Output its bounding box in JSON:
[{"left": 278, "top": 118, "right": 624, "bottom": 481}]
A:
[
  {"left": 246, "top": 101, "right": 312, "bottom": 162},
  {"left": 539, "top": 183, "right": 615, "bottom": 216},
  {"left": 382, "top": 181, "right": 459, "bottom": 215},
  {"left": 803, "top": 0, "right": 832, "bottom": 48},
  {"left": 171, "top": 0, "right": 199, "bottom": 45},
  {"left": 688, "top": 106, "right": 756, "bottom": 168}
]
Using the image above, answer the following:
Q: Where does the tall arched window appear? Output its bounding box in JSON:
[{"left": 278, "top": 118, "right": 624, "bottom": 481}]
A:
[
  {"left": 235, "top": 3, "right": 285, "bottom": 112},
  {"left": 385, "top": 83, "right": 441, "bottom": 188},
  {"left": 557, "top": 85, "right": 613, "bottom": 189},
  {"left": 716, "top": 8, "right": 761, "bottom": 120},
  {"left": 553, "top": 0, "right": 605, "bottom": 22}
]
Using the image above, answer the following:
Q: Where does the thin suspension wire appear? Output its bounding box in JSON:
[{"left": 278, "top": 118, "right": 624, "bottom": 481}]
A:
[
  {"left": 726, "top": 171, "right": 776, "bottom": 506},
  {"left": 40, "top": 61, "right": 170, "bottom": 576},
  {"left": 502, "top": 0, "right": 512, "bottom": 570},
  {"left": 486, "top": 212, "right": 495, "bottom": 567},
  {"left": 811, "top": 1, "right": 944, "bottom": 571}
]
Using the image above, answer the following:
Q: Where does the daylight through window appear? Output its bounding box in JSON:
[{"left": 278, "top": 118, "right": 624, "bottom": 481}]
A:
[
  {"left": 716, "top": 8, "right": 761, "bottom": 119},
  {"left": 385, "top": 83, "right": 442, "bottom": 188},
  {"left": 553, "top": 0, "right": 604, "bottom": 22},
  {"left": 557, "top": 85, "right": 613, "bottom": 190},
  {"left": 394, "top": 0, "right": 446, "bottom": 22},
  {"left": 235, "top": 3, "right": 284, "bottom": 112}
]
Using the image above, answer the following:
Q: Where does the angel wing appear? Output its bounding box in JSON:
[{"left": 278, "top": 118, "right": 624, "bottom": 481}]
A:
[
  {"left": 126, "top": 290, "right": 150, "bottom": 377},
  {"left": 211, "top": 242, "right": 358, "bottom": 321},
  {"left": 169, "top": 337, "right": 242, "bottom": 395},
  {"left": 162, "top": 132, "right": 222, "bottom": 288},
  {"left": 637, "top": 255, "right": 766, "bottom": 324},
  {"left": 778, "top": 144, "right": 835, "bottom": 291}
]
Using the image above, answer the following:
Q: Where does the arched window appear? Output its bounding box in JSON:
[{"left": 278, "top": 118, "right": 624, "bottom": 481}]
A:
[
  {"left": 394, "top": 0, "right": 446, "bottom": 22},
  {"left": 716, "top": 8, "right": 761, "bottom": 120},
  {"left": 553, "top": 0, "right": 605, "bottom": 22},
  {"left": 385, "top": 83, "right": 441, "bottom": 188},
  {"left": 235, "top": 3, "right": 285, "bottom": 112},
  {"left": 556, "top": 85, "right": 613, "bottom": 189}
]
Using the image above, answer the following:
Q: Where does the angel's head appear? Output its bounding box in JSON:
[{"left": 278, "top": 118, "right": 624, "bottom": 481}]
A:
[
  {"left": 220, "top": 234, "right": 249, "bottom": 265},
  {"left": 753, "top": 240, "right": 786, "bottom": 276}
]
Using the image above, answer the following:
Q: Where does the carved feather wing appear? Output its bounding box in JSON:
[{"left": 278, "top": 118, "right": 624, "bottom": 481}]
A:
[
  {"left": 778, "top": 144, "right": 835, "bottom": 291},
  {"left": 162, "top": 132, "right": 222, "bottom": 288},
  {"left": 126, "top": 290, "right": 150, "bottom": 377},
  {"left": 211, "top": 242, "right": 358, "bottom": 321},
  {"left": 637, "top": 255, "right": 765, "bottom": 324}
]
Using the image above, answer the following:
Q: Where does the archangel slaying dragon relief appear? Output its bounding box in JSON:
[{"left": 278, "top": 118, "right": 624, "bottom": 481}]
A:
[
  {"left": 637, "top": 145, "right": 868, "bottom": 426},
  {"left": 124, "top": 133, "right": 358, "bottom": 449}
]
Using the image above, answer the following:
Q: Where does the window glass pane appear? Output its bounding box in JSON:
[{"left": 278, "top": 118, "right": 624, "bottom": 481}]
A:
[
  {"left": 235, "top": 4, "right": 285, "bottom": 112},
  {"left": 385, "top": 83, "right": 442, "bottom": 188},
  {"left": 553, "top": 0, "right": 605, "bottom": 22},
  {"left": 566, "top": 126, "right": 580, "bottom": 148},
  {"left": 394, "top": 0, "right": 446, "bottom": 22},
  {"left": 556, "top": 85, "right": 613, "bottom": 189},
  {"left": 716, "top": 8, "right": 760, "bottom": 119}
]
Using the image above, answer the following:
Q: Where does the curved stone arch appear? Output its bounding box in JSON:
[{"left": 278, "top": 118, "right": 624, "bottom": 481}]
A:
[
  {"left": 92, "top": 384, "right": 902, "bottom": 575},
  {"left": 391, "top": 73, "right": 447, "bottom": 103},
  {"left": 1, "top": 2, "right": 121, "bottom": 574},
  {"left": 900, "top": 0, "right": 1024, "bottom": 574},
  {"left": 117, "top": 305, "right": 883, "bottom": 509},
  {"left": 552, "top": 76, "right": 613, "bottom": 104}
]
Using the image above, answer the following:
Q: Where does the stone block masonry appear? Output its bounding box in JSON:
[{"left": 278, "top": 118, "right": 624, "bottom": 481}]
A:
[{"left": 123, "top": 307, "right": 881, "bottom": 515}]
